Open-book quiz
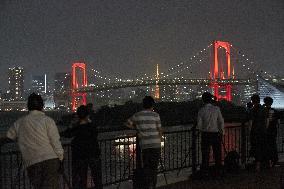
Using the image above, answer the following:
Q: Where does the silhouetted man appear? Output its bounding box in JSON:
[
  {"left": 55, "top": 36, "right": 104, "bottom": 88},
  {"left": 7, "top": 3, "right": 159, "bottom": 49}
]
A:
[
  {"left": 126, "top": 96, "right": 163, "bottom": 189},
  {"left": 249, "top": 94, "right": 267, "bottom": 171},
  {"left": 61, "top": 105, "right": 102, "bottom": 189},
  {"left": 0, "top": 93, "right": 64, "bottom": 189},
  {"left": 197, "top": 92, "right": 224, "bottom": 174},
  {"left": 264, "top": 96, "right": 280, "bottom": 167}
]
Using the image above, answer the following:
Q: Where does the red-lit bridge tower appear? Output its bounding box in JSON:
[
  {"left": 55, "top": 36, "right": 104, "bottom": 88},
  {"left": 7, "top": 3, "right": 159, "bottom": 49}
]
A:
[
  {"left": 211, "top": 40, "right": 233, "bottom": 101},
  {"left": 71, "top": 62, "right": 87, "bottom": 111}
]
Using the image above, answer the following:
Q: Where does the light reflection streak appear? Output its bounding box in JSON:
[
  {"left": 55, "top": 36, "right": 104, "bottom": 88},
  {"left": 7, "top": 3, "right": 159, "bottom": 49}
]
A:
[{"left": 114, "top": 136, "right": 165, "bottom": 156}]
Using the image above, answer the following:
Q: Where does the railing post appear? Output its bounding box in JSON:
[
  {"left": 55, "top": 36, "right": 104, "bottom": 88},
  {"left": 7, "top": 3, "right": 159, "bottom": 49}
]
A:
[
  {"left": 135, "top": 137, "right": 141, "bottom": 169},
  {"left": 133, "top": 136, "right": 142, "bottom": 189},
  {"left": 241, "top": 122, "right": 247, "bottom": 164},
  {"left": 191, "top": 125, "right": 197, "bottom": 175}
]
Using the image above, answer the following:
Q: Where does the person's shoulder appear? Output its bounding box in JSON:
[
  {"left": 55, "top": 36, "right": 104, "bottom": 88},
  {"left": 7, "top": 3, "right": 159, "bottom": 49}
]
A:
[
  {"left": 134, "top": 110, "right": 157, "bottom": 117},
  {"left": 213, "top": 105, "right": 221, "bottom": 111},
  {"left": 132, "top": 111, "right": 140, "bottom": 117},
  {"left": 198, "top": 106, "right": 206, "bottom": 113},
  {"left": 152, "top": 111, "right": 160, "bottom": 116},
  {"left": 14, "top": 115, "right": 26, "bottom": 125},
  {"left": 41, "top": 114, "right": 56, "bottom": 124},
  {"left": 135, "top": 110, "right": 147, "bottom": 115},
  {"left": 143, "top": 110, "right": 159, "bottom": 116}
]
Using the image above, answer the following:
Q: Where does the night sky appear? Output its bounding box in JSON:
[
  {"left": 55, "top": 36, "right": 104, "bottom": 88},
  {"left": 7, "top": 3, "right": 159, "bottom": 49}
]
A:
[{"left": 0, "top": 0, "right": 283, "bottom": 89}]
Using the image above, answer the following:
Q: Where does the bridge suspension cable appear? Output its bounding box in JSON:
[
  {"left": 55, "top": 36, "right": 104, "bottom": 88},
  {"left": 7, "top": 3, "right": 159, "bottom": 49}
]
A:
[
  {"left": 89, "top": 42, "right": 276, "bottom": 87},
  {"left": 91, "top": 68, "right": 157, "bottom": 83},
  {"left": 160, "top": 43, "right": 213, "bottom": 79},
  {"left": 90, "top": 42, "right": 214, "bottom": 83},
  {"left": 230, "top": 46, "right": 276, "bottom": 79}
]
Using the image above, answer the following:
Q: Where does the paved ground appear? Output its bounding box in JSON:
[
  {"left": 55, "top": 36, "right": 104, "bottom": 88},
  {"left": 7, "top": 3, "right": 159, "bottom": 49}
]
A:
[{"left": 158, "top": 166, "right": 284, "bottom": 189}]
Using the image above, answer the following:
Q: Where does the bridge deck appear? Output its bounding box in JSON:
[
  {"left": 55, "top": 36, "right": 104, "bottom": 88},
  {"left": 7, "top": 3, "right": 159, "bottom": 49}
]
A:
[{"left": 157, "top": 165, "right": 284, "bottom": 189}]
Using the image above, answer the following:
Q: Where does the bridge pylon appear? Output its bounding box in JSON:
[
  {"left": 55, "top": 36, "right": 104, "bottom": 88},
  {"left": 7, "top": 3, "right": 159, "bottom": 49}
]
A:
[
  {"left": 211, "top": 40, "right": 233, "bottom": 101},
  {"left": 71, "top": 62, "right": 88, "bottom": 111}
]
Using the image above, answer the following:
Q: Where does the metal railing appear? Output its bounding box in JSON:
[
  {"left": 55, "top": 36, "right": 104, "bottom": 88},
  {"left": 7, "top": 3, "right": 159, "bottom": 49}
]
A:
[{"left": 0, "top": 123, "right": 283, "bottom": 189}]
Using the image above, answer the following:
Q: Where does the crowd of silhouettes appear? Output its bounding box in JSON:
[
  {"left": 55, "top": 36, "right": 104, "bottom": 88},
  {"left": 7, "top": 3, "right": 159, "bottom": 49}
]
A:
[
  {"left": 248, "top": 94, "right": 280, "bottom": 171},
  {"left": 0, "top": 92, "right": 282, "bottom": 189}
]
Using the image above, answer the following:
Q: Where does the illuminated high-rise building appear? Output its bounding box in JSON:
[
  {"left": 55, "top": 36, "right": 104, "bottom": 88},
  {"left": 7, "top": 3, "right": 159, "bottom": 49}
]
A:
[
  {"left": 8, "top": 67, "right": 24, "bottom": 100},
  {"left": 54, "top": 72, "right": 71, "bottom": 108},
  {"left": 54, "top": 73, "right": 71, "bottom": 93},
  {"left": 32, "top": 74, "right": 46, "bottom": 95}
]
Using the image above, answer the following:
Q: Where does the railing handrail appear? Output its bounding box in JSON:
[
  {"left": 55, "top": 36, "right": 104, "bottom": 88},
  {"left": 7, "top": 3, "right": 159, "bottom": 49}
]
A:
[{"left": 1, "top": 122, "right": 283, "bottom": 188}]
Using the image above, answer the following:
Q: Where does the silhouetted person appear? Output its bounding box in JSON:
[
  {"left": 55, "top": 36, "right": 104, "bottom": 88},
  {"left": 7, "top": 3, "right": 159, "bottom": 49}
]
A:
[
  {"left": 126, "top": 96, "right": 163, "bottom": 189},
  {"left": 0, "top": 93, "right": 64, "bottom": 189},
  {"left": 264, "top": 96, "right": 280, "bottom": 167},
  {"left": 61, "top": 105, "right": 102, "bottom": 189},
  {"left": 249, "top": 94, "right": 267, "bottom": 171},
  {"left": 197, "top": 92, "right": 224, "bottom": 174}
]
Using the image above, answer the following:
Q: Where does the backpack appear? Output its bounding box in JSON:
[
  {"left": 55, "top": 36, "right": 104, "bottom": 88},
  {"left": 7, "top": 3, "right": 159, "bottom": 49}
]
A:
[{"left": 224, "top": 150, "right": 240, "bottom": 173}]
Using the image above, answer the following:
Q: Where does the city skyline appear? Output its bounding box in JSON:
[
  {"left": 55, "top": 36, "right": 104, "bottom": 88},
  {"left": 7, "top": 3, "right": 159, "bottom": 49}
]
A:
[{"left": 0, "top": 0, "right": 284, "bottom": 90}]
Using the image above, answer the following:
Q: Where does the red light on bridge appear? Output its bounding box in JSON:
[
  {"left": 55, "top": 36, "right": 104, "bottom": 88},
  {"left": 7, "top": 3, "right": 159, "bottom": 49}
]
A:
[
  {"left": 71, "top": 62, "right": 88, "bottom": 111},
  {"left": 212, "top": 41, "right": 233, "bottom": 101}
]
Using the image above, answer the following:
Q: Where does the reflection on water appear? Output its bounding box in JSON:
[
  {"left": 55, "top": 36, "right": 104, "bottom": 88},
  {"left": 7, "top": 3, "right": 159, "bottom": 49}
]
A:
[{"left": 114, "top": 136, "right": 165, "bottom": 156}]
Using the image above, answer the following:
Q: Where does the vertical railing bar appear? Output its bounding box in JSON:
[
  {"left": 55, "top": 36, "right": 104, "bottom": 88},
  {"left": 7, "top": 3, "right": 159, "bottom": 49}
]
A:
[
  {"left": 0, "top": 145, "right": 2, "bottom": 189},
  {"left": 4, "top": 124, "right": 284, "bottom": 187},
  {"left": 163, "top": 133, "right": 166, "bottom": 170},
  {"left": 114, "top": 140, "right": 117, "bottom": 182},
  {"left": 192, "top": 125, "right": 197, "bottom": 175},
  {"left": 119, "top": 138, "right": 122, "bottom": 181},
  {"left": 175, "top": 133, "right": 178, "bottom": 169},
  {"left": 180, "top": 130, "right": 183, "bottom": 168},
  {"left": 104, "top": 140, "right": 108, "bottom": 184},
  {"left": 10, "top": 152, "right": 13, "bottom": 189},
  {"left": 17, "top": 152, "right": 21, "bottom": 189}
]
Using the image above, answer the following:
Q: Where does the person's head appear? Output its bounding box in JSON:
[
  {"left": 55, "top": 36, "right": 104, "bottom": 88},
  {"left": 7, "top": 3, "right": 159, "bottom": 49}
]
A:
[
  {"left": 143, "top": 96, "right": 155, "bottom": 109},
  {"left": 27, "top": 93, "right": 44, "bottom": 111},
  {"left": 250, "top": 94, "right": 260, "bottom": 105},
  {"left": 77, "top": 105, "right": 89, "bottom": 120},
  {"left": 202, "top": 92, "right": 213, "bottom": 104},
  {"left": 264, "top": 96, "right": 273, "bottom": 107}
]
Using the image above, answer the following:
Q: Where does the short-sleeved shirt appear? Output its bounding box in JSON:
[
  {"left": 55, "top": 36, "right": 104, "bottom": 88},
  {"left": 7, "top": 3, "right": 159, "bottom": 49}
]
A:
[
  {"left": 6, "top": 110, "right": 64, "bottom": 167},
  {"left": 130, "top": 110, "right": 161, "bottom": 150}
]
